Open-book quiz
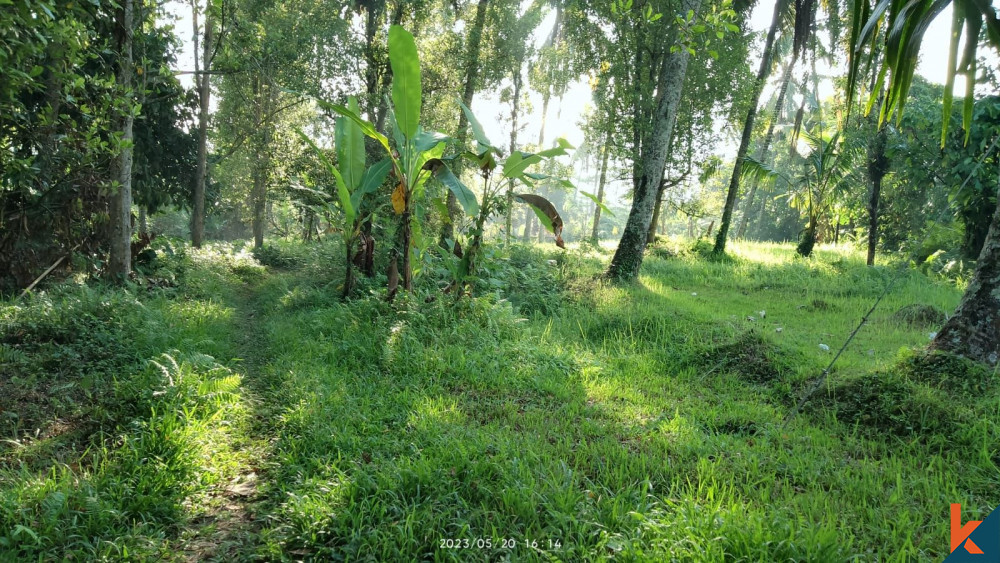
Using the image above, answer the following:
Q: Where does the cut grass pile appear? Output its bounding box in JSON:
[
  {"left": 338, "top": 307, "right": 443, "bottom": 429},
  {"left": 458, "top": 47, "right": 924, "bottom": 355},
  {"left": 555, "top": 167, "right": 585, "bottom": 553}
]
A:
[{"left": 1, "top": 236, "right": 996, "bottom": 561}]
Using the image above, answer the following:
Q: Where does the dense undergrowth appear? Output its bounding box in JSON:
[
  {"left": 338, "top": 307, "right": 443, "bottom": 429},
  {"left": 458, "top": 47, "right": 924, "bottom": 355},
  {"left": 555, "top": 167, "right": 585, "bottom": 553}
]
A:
[{"left": 1, "top": 236, "right": 996, "bottom": 560}]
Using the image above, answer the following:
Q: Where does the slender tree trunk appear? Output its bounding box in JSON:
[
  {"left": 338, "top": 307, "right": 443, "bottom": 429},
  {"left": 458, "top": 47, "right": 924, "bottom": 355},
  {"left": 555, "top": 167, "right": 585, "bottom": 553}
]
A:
[
  {"left": 139, "top": 207, "right": 148, "bottom": 236},
  {"left": 606, "top": 0, "right": 700, "bottom": 281},
  {"left": 250, "top": 78, "right": 274, "bottom": 249},
  {"left": 630, "top": 20, "right": 646, "bottom": 196},
  {"left": 402, "top": 208, "right": 413, "bottom": 291},
  {"left": 591, "top": 129, "right": 611, "bottom": 242},
  {"left": 363, "top": 0, "right": 386, "bottom": 119},
  {"left": 930, "top": 182, "right": 1000, "bottom": 365},
  {"left": 522, "top": 207, "right": 534, "bottom": 241},
  {"left": 38, "top": 46, "right": 64, "bottom": 190},
  {"left": 252, "top": 164, "right": 266, "bottom": 248},
  {"left": 524, "top": 84, "right": 545, "bottom": 240},
  {"left": 192, "top": 3, "right": 213, "bottom": 248},
  {"left": 647, "top": 189, "right": 664, "bottom": 244},
  {"left": 108, "top": 0, "right": 135, "bottom": 282},
  {"left": 866, "top": 120, "right": 889, "bottom": 266},
  {"left": 443, "top": 0, "right": 489, "bottom": 243},
  {"left": 713, "top": 0, "right": 789, "bottom": 254},
  {"left": 737, "top": 52, "right": 798, "bottom": 239},
  {"left": 506, "top": 63, "right": 523, "bottom": 245}
]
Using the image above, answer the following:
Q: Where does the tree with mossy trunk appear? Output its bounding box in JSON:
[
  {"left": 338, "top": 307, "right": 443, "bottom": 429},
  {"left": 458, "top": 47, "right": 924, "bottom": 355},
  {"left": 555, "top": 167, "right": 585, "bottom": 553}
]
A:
[
  {"left": 606, "top": 0, "right": 735, "bottom": 280},
  {"left": 107, "top": 0, "right": 136, "bottom": 283}
]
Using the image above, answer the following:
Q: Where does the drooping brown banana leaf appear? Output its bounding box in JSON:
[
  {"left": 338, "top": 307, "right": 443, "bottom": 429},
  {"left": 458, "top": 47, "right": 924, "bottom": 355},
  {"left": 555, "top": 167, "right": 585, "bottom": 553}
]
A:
[{"left": 515, "top": 194, "right": 565, "bottom": 248}]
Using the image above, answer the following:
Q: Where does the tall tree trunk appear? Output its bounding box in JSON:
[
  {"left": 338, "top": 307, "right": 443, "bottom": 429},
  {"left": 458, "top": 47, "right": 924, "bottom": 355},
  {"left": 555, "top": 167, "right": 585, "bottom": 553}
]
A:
[
  {"left": 443, "top": 0, "right": 490, "bottom": 243},
  {"left": 108, "top": 0, "right": 135, "bottom": 282},
  {"left": 606, "top": 0, "right": 700, "bottom": 281},
  {"left": 736, "top": 52, "right": 798, "bottom": 239},
  {"left": 374, "top": 2, "right": 405, "bottom": 134},
  {"left": 630, "top": 19, "right": 647, "bottom": 196},
  {"left": 506, "top": 62, "right": 523, "bottom": 245},
  {"left": 591, "top": 129, "right": 611, "bottom": 242},
  {"left": 38, "top": 45, "right": 64, "bottom": 191},
  {"left": 192, "top": 2, "right": 213, "bottom": 248},
  {"left": 866, "top": 121, "right": 889, "bottom": 266},
  {"left": 139, "top": 207, "right": 148, "bottom": 236},
  {"left": 250, "top": 78, "right": 274, "bottom": 249},
  {"left": 930, "top": 186, "right": 1000, "bottom": 366},
  {"left": 521, "top": 90, "right": 550, "bottom": 241},
  {"left": 713, "top": 0, "right": 789, "bottom": 254},
  {"left": 363, "top": 0, "right": 386, "bottom": 119}
]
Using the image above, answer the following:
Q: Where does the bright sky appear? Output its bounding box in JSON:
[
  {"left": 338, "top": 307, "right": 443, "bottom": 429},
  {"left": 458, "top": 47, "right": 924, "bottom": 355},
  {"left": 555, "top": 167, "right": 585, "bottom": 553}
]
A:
[{"left": 166, "top": 0, "right": 970, "bottom": 206}]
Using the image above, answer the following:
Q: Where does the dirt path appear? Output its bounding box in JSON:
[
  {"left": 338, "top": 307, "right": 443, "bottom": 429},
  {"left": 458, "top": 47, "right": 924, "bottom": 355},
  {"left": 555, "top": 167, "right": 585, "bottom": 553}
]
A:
[{"left": 176, "top": 271, "right": 288, "bottom": 562}]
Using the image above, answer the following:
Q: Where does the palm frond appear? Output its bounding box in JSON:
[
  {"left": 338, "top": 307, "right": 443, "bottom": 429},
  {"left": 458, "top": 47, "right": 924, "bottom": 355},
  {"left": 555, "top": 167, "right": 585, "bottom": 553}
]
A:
[
  {"left": 741, "top": 156, "right": 790, "bottom": 187},
  {"left": 847, "top": 0, "right": 999, "bottom": 146}
]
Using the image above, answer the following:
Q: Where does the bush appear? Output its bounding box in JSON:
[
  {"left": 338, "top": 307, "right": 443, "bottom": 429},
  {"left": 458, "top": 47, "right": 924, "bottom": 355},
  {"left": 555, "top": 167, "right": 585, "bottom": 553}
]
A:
[{"left": 252, "top": 244, "right": 302, "bottom": 269}]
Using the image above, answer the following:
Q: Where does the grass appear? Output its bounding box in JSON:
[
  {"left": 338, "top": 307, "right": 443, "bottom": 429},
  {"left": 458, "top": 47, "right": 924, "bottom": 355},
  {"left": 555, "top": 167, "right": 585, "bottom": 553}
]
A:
[{"left": 1, "top": 236, "right": 997, "bottom": 561}]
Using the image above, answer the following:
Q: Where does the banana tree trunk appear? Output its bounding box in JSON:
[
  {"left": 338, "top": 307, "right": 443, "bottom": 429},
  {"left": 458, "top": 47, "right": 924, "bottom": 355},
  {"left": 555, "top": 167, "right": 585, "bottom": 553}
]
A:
[
  {"left": 606, "top": 0, "right": 700, "bottom": 281},
  {"left": 930, "top": 193, "right": 1000, "bottom": 366},
  {"left": 713, "top": 0, "right": 789, "bottom": 254},
  {"left": 108, "top": 0, "right": 134, "bottom": 282}
]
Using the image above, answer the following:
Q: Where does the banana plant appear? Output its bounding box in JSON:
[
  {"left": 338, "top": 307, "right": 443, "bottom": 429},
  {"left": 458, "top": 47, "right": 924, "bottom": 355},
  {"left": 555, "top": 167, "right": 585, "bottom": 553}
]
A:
[
  {"left": 307, "top": 26, "right": 572, "bottom": 297},
  {"left": 310, "top": 25, "right": 455, "bottom": 293},
  {"left": 434, "top": 99, "right": 573, "bottom": 295},
  {"left": 295, "top": 96, "right": 391, "bottom": 298}
]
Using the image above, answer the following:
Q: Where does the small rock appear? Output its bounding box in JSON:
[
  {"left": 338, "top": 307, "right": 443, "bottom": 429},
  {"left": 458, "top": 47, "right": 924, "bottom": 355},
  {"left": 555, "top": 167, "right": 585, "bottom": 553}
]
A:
[
  {"left": 775, "top": 327, "right": 783, "bottom": 333},
  {"left": 691, "top": 292, "right": 698, "bottom": 296},
  {"left": 867, "top": 349, "right": 875, "bottom": 356},
  {"left": 747, "top": 316, "right": 756, "bottom": 322},
  {"left": 819, "top": 343, "right": 830, "bottom": 352},
  {"left": 758, "top": 310, "right": 766, "bottom": 318},
  {"left": 928, "top": 332, "right": 937, "bottom": 340}
]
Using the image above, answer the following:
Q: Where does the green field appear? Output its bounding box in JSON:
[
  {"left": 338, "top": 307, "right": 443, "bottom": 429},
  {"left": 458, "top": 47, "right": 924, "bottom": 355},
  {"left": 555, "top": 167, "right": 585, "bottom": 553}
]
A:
[{"left": 1, "top": 238, "right": 996, "bottom": 561}]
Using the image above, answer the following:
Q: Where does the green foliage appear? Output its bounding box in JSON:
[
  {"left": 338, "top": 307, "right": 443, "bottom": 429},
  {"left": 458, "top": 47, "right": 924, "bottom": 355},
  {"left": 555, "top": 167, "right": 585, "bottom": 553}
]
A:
[
  {"left": 314, "top": 28, "right": 573, "bottom": 296},
  {"left": 0, "top": 1, "right": 195, "bottom": 291},
  {"left": 847, "top": 0, "right": 1000, "bottom": 143}
]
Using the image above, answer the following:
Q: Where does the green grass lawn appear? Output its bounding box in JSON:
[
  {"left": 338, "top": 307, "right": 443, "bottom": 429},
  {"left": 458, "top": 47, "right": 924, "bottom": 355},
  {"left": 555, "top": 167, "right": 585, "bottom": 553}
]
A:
[{"left": 1, "top": 238, "right": 997, "bottom": 561}]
